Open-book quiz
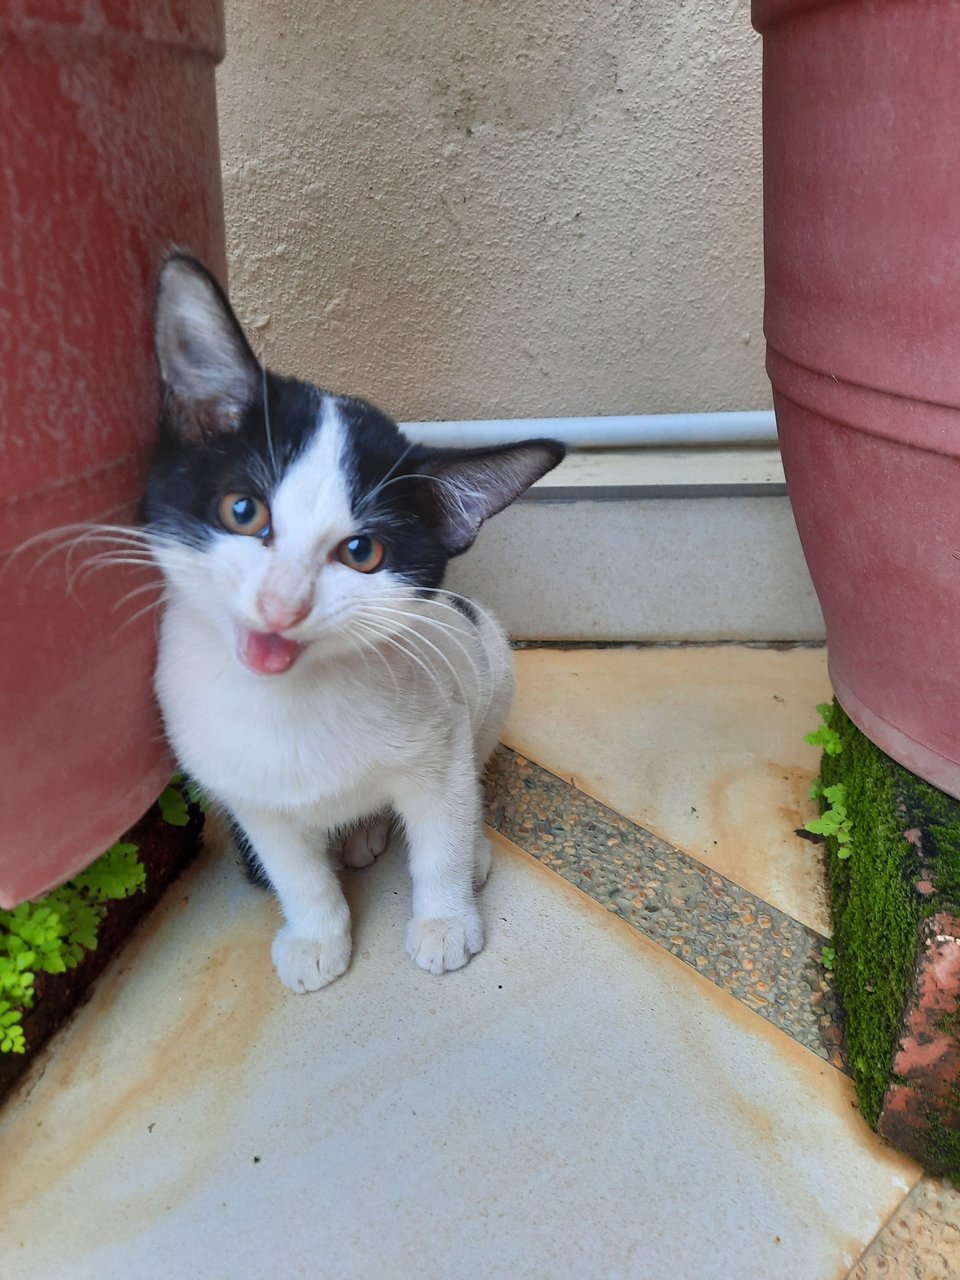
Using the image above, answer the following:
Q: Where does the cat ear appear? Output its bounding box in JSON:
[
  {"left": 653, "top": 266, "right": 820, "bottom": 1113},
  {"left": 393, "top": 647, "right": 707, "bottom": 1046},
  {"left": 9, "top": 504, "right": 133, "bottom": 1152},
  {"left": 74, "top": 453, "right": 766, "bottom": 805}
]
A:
[
  {"left": 154, "top": 252, "right": 260, "bottom": 439},
  {"left": 420, "top": 440, "right": 565, "bottom": 554}
]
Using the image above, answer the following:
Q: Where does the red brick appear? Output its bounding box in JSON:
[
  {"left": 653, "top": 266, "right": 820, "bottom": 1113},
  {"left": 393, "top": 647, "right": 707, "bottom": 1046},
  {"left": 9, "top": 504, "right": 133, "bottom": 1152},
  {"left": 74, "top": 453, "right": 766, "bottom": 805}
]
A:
[{"left": 878, "top": 913, "right": 960, "bottom": 1169}]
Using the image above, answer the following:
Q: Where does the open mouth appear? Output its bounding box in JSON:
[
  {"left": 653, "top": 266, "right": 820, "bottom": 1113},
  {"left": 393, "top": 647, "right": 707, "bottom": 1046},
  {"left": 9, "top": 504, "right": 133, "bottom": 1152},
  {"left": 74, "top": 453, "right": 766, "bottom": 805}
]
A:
[{"left": 237, "top": 626, "right": 305, "bottom": 676}]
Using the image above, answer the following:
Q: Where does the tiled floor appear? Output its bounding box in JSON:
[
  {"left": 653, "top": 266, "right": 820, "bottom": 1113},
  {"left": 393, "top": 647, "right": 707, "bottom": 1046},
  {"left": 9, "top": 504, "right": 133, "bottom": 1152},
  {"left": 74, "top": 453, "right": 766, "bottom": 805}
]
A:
[
  {"left": 1, "top": 644, "right": 957, "bottom": 1278},
  {"left": 505, "top": 645, "right": 832, "bottom": 934}
]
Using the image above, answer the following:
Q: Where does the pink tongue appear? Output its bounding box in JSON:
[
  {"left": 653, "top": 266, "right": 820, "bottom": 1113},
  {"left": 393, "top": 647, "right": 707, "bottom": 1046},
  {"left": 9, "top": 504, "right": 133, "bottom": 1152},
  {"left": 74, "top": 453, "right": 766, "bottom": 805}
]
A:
[{"left": 241, "top": 629, "right": 303, "bottom": 675}]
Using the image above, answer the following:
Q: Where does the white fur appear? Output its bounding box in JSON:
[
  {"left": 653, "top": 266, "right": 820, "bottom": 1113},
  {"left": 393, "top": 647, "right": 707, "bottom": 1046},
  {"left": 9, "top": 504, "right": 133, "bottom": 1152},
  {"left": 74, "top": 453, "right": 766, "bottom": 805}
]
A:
[{"left": 153, "top": 398, "right": 512, "bottom": 992}]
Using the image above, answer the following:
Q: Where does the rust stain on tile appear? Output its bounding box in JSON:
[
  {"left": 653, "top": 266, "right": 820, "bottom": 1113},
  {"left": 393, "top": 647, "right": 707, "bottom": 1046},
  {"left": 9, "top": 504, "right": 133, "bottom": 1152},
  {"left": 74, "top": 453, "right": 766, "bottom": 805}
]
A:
[
  {"left": 0, "top": 872, "right": 278, "bottom": 1242},
  {"left": 491, "top": 831, "right": 919, "bottom": 1188},
  {"left": 505, "top": 645, "right": 832, "bottom": 934},
  {"left": 714, "top": 1068, "right": 909, "bottom": 1280},
  {"left": 704, "top": 759, "right": 829, "bottom": 936},
  {"left": 492, "top": 832, "right": 917, "bottom": 1271},
  {"left": 776, "top": 762, "right": 817, "bottom": 830}
]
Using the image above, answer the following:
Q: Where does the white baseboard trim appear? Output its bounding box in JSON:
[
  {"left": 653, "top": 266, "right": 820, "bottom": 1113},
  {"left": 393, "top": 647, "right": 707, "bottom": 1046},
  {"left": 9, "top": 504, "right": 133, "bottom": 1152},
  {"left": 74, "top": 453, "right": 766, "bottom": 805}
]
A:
[{"left": 401, "top": 409, "right": 777, "bottom": 451}]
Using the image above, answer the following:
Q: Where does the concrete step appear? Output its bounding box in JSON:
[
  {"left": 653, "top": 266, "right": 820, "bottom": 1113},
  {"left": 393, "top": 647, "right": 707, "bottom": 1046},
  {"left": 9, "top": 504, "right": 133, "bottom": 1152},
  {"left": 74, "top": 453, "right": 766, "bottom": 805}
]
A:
[{"left": 445, "top": 448, "right": 825, "bottom": 642}]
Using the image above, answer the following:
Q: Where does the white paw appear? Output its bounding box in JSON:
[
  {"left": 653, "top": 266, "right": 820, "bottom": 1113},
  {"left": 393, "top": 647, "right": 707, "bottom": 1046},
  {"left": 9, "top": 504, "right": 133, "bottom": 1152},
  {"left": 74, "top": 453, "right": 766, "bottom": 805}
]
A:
[
  {"left": 405, "top": 912, "right": 484, "bottom": 975},
  {"left": 271, "top": 928, "right": 351, "bottom": 993},
  {"left": 338, "top": 813, "right": 393, "bottom": 869},
  {"left": 473, "top": 835, "right": 493, "bottom": 888}
]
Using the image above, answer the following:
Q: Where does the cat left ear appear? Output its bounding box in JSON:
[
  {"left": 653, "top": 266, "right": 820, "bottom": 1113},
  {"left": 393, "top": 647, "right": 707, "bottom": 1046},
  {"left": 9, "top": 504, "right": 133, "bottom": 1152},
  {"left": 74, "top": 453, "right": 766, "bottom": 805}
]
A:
[
  {"left": 154, "top": 252, "right": 260, "bottom": 440},
  {"left": 420, "top": 439, "right": 566, "bottom": 555}
]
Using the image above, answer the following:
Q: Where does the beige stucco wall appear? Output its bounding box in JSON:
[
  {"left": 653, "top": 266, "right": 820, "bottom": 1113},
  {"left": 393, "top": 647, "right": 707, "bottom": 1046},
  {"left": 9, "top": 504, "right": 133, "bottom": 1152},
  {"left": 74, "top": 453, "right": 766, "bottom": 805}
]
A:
[{"left": 216, "top": 1, "right": 767, "bottom": 423}]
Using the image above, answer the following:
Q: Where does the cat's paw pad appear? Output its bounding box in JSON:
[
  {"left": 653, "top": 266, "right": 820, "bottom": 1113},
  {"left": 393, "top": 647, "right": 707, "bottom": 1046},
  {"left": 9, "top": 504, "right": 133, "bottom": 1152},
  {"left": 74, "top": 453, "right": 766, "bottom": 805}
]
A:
[
  {"left": 473, "top": 836, "right": 493, "bottom": 888},
  {"left": 271, "top": 929, "right": 351, "bottom": 993},
  {"left": 405, "top": 913, "right": 484, "bottom": 975},
  {"left": 340, "top": 813, "right": 393, "bottom": 869}
]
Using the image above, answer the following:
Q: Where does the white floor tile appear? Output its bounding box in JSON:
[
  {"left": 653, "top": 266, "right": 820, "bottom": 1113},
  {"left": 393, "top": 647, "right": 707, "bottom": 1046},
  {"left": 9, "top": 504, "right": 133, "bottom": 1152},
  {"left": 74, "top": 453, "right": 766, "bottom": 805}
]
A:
[
  {"left": 0, "top": 834, "right": 914, "bottom": 1280},
  {"left": 505, "top": 646, "right": 833, "bottom": 934}
]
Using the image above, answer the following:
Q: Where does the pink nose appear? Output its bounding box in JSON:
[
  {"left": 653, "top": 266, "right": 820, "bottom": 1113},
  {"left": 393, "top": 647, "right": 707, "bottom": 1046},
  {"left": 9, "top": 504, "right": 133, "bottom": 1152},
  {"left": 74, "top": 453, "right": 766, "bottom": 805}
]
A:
[{"left": 257, "top": 594, "right": 311, "bottom": 633}]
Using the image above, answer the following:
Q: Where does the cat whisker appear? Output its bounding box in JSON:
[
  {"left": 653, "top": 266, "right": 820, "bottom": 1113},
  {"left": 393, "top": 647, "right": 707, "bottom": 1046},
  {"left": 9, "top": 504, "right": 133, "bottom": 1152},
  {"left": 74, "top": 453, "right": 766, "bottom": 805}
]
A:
[
  {"left": 7, "top": 523, "right": 155, "bottom": 581},
  {"left": 360, "top": 605, "right": 490, "bottom": 720},
  {"left": 339, "top": 627, "right": 374, "bottom": 676},
  {"left": 74, "top": 553, "right": 161, "bottom": 570},
  {"left": 373, "top": 591, "right": 499, "bottom": 680},
  {"left": 374, "top": 593, "right": 493, "bottom": 645},
  {"left": 359, "top": 602, "right": 488, "bottom": 714},
  {"left": 110, "top": 580, "right": 167, "bottom": 615},
  {"left": 143, "top": 526, "right": 211, "bottom": 554},
  {"left": 259, "top": 353, "right": 280, "bottom": 480},
  {"left": 357, "top": 469, "right": 474, "bottom": 529},
  {"left": 352, "top": 618, "right": 447, "bottom": 700},
  {"left": 428, "top": 587, "right": 500, "bottom": 631},
  {"left": 359, "top": 594, "right": 468, "bottom": 634},
  {"left": 67, "top": 556, "right": 161, "bottom": 593},
  {"left": 114, "top": 595, "right": 166, "bottom": 636},
  {"left": 357, "top": 607, "right": 473, "bottom": 709},
  {"left": 73, "top": 544, "right": 198, "bottom": 572},
  {"left": 355, "top": 441, "right": 416, "bottom": 516},
  {"left": 362, "top": 588, "right": 500, "bottom": 711},
  {"left": 67, "top": 546, "right": 203, "bottom": 596},
  {"left": 7, "top": 521, "right": 199, "bottom": 596},
  {"left": 12, "top": 521, "right": 154, "bottom": 554},
  {"left": 343, "top": 622, "right": 401, "bottom": 697}
]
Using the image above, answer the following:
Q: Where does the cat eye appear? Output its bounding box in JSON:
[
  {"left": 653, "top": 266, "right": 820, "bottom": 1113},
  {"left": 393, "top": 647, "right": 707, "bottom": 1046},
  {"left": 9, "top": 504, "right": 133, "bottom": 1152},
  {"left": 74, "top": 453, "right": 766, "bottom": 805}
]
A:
[
  {"left": 219, "top": 492, "right": 271, "bottom": 538},
  {"left": 336, "top": 534, "right": 385, "bottom": 573}
]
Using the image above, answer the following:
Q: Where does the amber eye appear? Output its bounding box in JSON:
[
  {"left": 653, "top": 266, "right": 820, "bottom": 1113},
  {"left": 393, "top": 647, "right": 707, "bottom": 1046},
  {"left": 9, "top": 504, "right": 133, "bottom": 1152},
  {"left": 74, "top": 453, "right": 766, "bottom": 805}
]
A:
[
  {"left": 336, "top": 534, "right": 385, "bottom": 573},
  {"left": 219, "top": 493, "right": 271, "bottom": 538}
]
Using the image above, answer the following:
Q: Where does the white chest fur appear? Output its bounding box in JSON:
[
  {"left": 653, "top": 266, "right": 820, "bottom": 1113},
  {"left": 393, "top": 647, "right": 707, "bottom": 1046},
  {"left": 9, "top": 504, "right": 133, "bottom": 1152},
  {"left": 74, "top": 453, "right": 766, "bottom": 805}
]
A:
[{"left": 155, "top": 595, "right": 511, "bottom": 825}]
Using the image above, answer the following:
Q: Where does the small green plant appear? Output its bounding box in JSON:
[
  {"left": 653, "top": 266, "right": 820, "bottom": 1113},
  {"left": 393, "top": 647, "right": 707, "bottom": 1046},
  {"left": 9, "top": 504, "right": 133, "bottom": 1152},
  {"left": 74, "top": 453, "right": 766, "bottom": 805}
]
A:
[
  {"left": 804, "top": 703, "right": 854, "bottom": 856},
  {"left": 805, "top": 702, "right": 843, "bottom": 757},
  {"left": 805, "top": 782, "right": 854, "bottom": 856},
  {"left": 0, "top": 838, "right": 148, "bottom": 1054},
  {"left": 158, "top": 784, "right": 190, "bottom": 827},
  {"left": 0, "top": 773, "right": 198, "bottom": 1055},
  {"left": 820, "top": 945, "right": 836, "bottom": 971},
  {"left": 0, "top": 1000, "right": 25, "bottom": 1055},
  {"left": 74, "top": 841, "right": 145, "bottom": 902},
  {"left": 160, "top": 772, "right": 209, "bottom": 822}
]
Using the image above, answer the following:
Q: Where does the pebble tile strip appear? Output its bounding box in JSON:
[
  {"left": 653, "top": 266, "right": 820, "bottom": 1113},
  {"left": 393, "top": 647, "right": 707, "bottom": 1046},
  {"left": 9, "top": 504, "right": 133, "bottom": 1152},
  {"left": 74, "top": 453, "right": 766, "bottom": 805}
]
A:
[
  {"left": 483, "top": 746, "right": 846, "bottom": 1069},
  {"left": 846, "top": 1178, "right": 960, "bottom": 1279},
  {"left": 483, "top": 743, "right": 960, "bottom": 1273}
]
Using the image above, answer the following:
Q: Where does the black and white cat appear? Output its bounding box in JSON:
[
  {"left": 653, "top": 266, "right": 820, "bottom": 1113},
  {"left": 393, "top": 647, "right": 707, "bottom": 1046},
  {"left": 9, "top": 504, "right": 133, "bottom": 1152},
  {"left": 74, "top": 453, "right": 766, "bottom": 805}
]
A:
[{"left": 146, "top": 253, "right": 563, "bottom": 993}]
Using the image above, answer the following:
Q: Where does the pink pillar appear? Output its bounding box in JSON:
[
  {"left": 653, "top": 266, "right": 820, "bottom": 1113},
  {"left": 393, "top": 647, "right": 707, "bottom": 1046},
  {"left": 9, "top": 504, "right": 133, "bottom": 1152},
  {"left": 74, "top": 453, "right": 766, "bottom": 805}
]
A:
[
  {"left": 0, "top": 2, "right": 227, "bottom": 904},
  {"left": 754, "top": 0, "right": 960, "bottom": 796}
]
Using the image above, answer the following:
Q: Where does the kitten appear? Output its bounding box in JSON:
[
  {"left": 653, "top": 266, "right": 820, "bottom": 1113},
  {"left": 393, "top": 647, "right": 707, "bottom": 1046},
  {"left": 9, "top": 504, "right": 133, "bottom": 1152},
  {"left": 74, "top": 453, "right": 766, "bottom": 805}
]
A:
[{"left": 145, "top": 253, "right": 564, "bottom": 992}]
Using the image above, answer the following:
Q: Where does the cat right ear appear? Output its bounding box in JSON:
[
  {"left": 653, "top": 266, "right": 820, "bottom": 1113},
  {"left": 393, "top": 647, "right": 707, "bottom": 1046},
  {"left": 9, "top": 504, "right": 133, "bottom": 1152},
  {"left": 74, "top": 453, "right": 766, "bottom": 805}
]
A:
[{"left": 154, "top": 252, "right": 260, "bottom": 440}]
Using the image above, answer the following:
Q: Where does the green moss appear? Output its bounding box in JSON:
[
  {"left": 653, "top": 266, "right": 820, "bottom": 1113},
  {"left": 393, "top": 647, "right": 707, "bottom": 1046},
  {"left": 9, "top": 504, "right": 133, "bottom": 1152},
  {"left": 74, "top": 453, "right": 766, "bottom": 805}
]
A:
[
  {"left": 817, "top": 700, "right": 960, "bottom": 1176},
  {"left": 0, "top": 776, "right": 194, "bottom": 1055}
]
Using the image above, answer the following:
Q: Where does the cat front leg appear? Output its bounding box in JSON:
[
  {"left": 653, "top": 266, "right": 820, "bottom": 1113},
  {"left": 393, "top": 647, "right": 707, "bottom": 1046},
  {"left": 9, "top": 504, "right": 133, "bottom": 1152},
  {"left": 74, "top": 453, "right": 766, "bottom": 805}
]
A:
[
  {"left": 231, "top": 805, "right": 352, "bottom": 993},
  {"left": 396, "top": 721, "right": 486, "bottom": 975}
]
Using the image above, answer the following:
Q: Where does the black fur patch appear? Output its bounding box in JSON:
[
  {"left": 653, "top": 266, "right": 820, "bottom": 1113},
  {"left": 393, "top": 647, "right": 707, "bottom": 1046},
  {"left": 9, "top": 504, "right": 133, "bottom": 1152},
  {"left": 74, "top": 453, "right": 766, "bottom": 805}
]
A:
[
  {"left": 448, "top": 595, "right": 480, "bottom": 624},
  {"left": 231, "top": 819, "right": 273, "bottom": 890},
  {"left": 336, "top": 395, "right": 453, "bottom": 591},
  {"left": 144, "top": 374, "right": 321, "bottom": 543}
]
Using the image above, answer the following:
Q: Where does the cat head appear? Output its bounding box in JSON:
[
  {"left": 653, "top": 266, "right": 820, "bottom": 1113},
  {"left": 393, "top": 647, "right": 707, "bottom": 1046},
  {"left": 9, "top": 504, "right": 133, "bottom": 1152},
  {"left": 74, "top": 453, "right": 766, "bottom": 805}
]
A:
[{"left": 145, "top": 253, "right": 564, "bottom": 676}]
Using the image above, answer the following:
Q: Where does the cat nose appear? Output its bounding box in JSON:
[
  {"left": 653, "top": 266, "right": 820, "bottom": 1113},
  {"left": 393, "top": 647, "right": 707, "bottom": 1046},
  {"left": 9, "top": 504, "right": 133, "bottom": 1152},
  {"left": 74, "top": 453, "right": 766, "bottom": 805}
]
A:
[{"left": 257, "top": 593, "right": 311, "bottom": 633}]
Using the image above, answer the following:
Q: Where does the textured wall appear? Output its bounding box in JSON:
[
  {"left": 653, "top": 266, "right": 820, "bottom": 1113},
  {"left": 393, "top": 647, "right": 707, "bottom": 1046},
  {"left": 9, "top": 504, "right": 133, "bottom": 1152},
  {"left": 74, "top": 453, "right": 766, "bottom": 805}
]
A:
[{"left": 217, "top": 1, "right": 767, "bottom": 422}]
